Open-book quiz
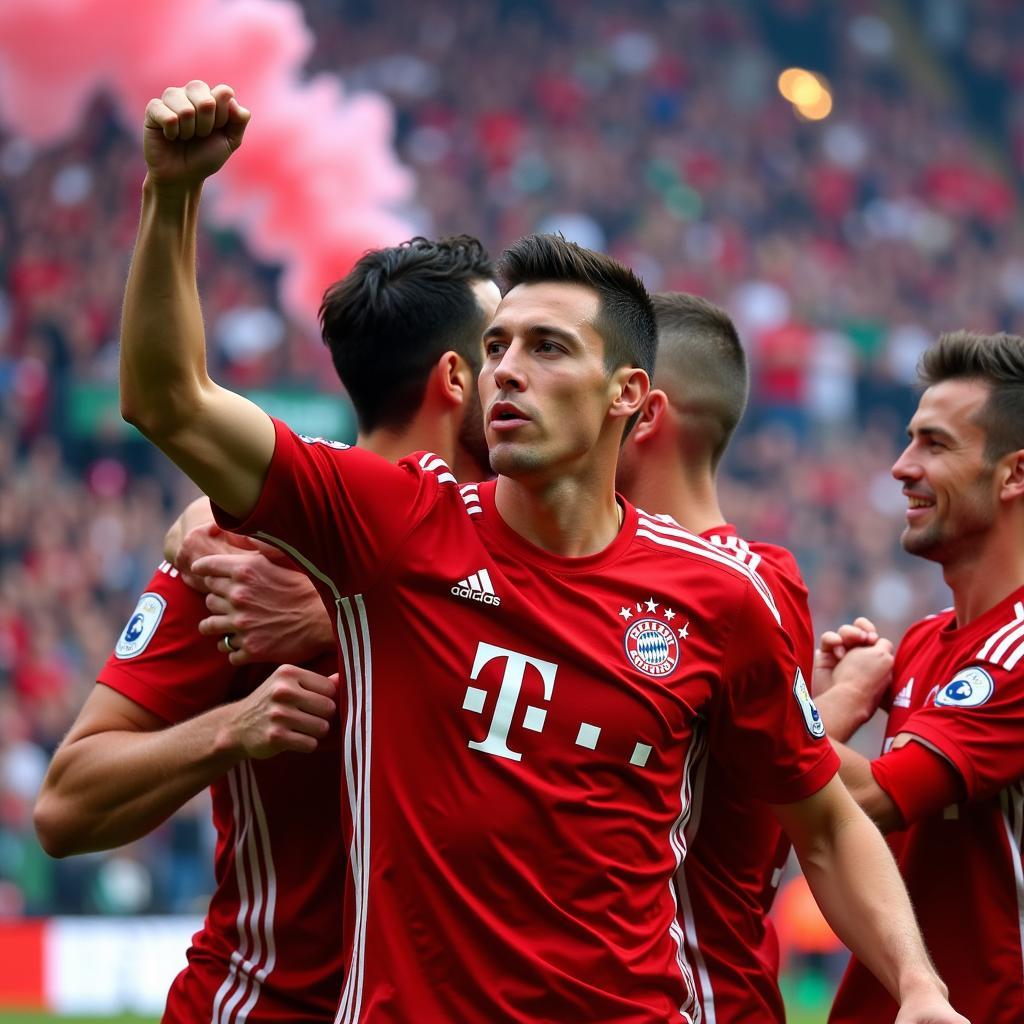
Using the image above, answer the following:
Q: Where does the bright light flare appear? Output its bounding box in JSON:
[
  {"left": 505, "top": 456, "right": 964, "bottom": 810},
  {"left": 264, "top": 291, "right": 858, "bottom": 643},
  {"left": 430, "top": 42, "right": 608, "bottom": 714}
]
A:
[{"left": 777, "top": 67, "right": 833, "bottom": 121}]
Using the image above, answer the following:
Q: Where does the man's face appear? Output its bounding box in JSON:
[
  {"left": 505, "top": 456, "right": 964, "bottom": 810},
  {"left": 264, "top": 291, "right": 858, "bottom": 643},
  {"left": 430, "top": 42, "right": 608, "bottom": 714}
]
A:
[
  {"left": 478, "top": 282, "right": 622, "bottom": 480},
  {"left": 891, "top": 378, "right": 998, "bottom": 563},
  {"left": 456, "top": 278, "right": 502, "bottom": 474}
]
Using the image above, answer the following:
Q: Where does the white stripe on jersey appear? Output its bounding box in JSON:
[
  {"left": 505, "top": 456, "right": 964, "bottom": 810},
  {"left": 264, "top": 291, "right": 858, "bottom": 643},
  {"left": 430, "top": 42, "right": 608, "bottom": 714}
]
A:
[
  {"left": 675, "top": 726, "right": 714, "bottom": 1024},
  {"left": 992, "top": 622, "right": 1024, "bottom": 668},
  {"left": 636, "top": 514, "right": 780, "bottom": 625},
  {"left": 233, "top": 763, "right": 278, "bottom": 1023},
  {"left": 706, "top": 533, "right": 762, "bottom": 574},
  {"left": 253, "top": 531, "right": 371, "bottom": 1024},
  {"left": 460, "top": 484, "right": 483, "bottom": 515},
  {"left": 336, "top": 594, "right": 372, "bottom": 1024},
  {"left": 999, "top": 782, "right": 1024, "bottom": 985},
  {"left": 419, "top": 451, "right": 457, "bottom": 484},
  {"left": 977, "top": 602, "right": 1024, "bottom": 662},
  {"left": 665, "top": 723, "right": 708, "bottom": 1023},
  {"left": 1005, "top": 641, "right": 1024, "bottom": 672},
  {"left": 210, "top": 763, "right": 277, "bottom": 1024}
]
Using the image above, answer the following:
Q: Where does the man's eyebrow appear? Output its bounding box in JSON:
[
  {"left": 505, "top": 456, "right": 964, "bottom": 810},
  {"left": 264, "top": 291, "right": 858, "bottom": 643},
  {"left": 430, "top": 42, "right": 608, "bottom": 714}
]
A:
[
  {"left": 482, "top": 323, "right": 582, "bottom": 345},
  {"left": 530, "top": 323, "right": 581, "bottom": 345},
  {"left": 908, "top": 424, "right": 957, "bottom": 442}
]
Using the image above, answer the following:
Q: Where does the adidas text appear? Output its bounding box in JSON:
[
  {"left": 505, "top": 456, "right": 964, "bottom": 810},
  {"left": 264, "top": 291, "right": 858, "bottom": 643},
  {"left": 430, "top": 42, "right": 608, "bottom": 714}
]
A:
[{"left": 451, "top": 586, "right": 501, "bottom": 606}]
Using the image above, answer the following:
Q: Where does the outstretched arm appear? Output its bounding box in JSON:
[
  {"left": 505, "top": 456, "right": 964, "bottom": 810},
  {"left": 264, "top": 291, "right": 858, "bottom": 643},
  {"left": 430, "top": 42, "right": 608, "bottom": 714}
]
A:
[
  {"left": 120, "top": 80, "right": 274, "bottom": 519},
  {"left": 774, "top": 779, "right": 968, "bottom": 1024},
  {"left": 34, "top": 667, "right": 336, "bottom": 857}
]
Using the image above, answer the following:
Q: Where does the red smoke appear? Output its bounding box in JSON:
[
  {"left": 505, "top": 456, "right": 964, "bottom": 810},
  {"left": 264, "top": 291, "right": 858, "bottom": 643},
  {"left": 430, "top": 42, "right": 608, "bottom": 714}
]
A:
[{"left": 0, "top": 0, "right": 415, "bottom": 324}]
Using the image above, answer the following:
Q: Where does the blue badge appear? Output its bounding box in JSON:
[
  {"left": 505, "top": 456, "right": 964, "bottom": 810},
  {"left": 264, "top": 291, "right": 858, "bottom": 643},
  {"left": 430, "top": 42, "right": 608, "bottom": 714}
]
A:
[
  {"left": 934, "top": 666, "right": 994, "bottom": 709},
  {"left": 114, "top": 593, "right": 167, "bottom": 659},
  {"left": 794, "top": 668, "right": 826, "bottom": 738}
]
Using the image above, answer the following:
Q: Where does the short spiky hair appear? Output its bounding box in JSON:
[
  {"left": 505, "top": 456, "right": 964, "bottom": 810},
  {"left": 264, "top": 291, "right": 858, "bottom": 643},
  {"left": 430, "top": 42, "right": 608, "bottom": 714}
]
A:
[
  {"left": 497, "top": 234, "right": 657, "bottom": 378},
  {"left": 919, "top": 330, "right": 1024, "bottom": 462},
  {"left": 653, "top": 292, "right": 748, "bottom": 468},
  {"left": 320, "top": 235, "right": 494, "bottom": 432}
]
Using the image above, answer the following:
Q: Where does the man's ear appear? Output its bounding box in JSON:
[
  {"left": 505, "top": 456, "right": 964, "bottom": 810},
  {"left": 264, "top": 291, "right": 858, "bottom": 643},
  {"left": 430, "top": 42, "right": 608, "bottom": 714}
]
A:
[
  {"left": 629, "top": 389, "right": 669, "bottom": 445},
  {"left": 433, "top": 351, "right": 473, "bottom": 409},
  {"left": 998, "top": 448, "right": 1024, "bottom": 502},
  {"left": 609, "top": 367, "right": 651, "bottom": 423}
]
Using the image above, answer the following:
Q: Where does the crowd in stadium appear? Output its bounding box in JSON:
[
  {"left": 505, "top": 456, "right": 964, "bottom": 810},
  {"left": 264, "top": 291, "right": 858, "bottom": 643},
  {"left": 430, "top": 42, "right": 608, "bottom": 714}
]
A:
[{"left": 1, "top": 0, "right": 1020, "bottom": 921}]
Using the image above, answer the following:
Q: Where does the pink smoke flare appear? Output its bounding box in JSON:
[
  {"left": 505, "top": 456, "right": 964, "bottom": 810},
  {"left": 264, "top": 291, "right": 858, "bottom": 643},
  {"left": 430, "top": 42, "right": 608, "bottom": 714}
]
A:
[{"left": 0, "top": 0, "right": 416, "bottom": 324}]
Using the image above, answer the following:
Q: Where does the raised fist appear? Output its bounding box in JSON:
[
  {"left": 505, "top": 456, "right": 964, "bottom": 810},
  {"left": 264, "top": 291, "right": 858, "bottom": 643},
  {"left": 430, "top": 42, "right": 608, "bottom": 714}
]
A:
[{"left": 144, "top": 80, "right": 250, "bottom": 188}]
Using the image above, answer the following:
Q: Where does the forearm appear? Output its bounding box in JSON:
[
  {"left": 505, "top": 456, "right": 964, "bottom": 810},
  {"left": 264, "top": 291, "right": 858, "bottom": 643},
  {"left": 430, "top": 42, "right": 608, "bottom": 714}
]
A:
[
  {"left": 792, "top": 789, "right": 940, "bottom": 1004},
  {"left": 118, "top": 177, "right": 274, "bottom": 516},
  {"left": 815, "top": 685, "right": 875, "bottom": 742},
  {"left": 35, "top": 704, "right": 241, "bottom": 857},
  {"left": 831, "top": 740, "right": 902, "bottom": 830},
  {"left": 120, "top": 179, "right": 210, "bottom": 435}
]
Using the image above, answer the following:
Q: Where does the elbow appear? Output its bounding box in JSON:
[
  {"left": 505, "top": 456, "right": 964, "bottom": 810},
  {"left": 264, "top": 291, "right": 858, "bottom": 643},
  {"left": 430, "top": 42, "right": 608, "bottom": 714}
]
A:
[
  {"left": 120, "top": 379, "right": 208, "bottom": 440},
  {"left": 33, "top": 794, "right": 81, "bottom": 859},
  {"left": 846, "top": 780, "right": 902, "bottom": 835}
]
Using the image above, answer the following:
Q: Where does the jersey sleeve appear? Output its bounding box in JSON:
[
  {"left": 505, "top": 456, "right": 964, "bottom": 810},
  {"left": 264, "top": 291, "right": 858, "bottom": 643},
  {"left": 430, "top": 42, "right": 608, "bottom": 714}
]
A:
[
  {"left": 715, "top": 583, "right": 840, "bottom": 804},
  {"left": 756, "top": 545, "right": 814, "bottom": 680},
  {"left": 869, "top": 740, "right": 966, "bottom": 826},
  {"left": 211, "top": 417, "right": 442, "bottom": 596},
  {"left": 891, "top": 660, "right": 1024, "bottom": 801},
  {"left": 97, "top": 566, "right": 233, "bottom": 724}
]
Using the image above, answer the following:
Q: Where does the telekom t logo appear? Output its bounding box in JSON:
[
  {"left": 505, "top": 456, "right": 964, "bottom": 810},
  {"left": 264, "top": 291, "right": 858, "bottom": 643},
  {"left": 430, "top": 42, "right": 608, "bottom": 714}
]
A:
[{"left": 462, "top": 642, "right": 557, "bottom": 762}]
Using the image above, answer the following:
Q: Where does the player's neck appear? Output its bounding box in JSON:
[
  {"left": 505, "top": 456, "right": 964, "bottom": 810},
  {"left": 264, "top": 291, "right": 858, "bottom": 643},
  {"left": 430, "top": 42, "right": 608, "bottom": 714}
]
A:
[
  {"left": 945, "top": 526, "right": 1024, "bottom": 625},
  {"left": 624, "top": 459, "right": 724, "bottom": 535},
  {"left": 359, "top": 413, "right": 459, "bottom": 474},
  {"left": 494, "top": 471, "right": 624, "bottom": 557}
]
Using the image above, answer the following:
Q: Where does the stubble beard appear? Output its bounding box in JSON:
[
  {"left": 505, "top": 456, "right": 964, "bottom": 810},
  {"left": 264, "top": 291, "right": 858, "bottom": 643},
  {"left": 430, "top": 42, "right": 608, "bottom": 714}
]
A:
[{"left": 901, "top": 474, "right": 995, "bottom": 564}]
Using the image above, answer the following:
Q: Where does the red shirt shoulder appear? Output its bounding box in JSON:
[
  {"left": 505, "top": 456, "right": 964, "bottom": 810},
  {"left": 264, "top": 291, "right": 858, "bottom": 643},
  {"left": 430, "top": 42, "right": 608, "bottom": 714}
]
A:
[{"left": 98, "top": 563, "right": 233, "bottom": 723}]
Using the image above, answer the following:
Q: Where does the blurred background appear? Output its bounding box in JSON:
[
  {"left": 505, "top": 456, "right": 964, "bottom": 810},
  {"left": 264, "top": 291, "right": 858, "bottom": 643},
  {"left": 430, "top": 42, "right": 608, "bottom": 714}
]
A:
[{"left": 2, "top": 0, "right": 1023, "bottom": 1019}]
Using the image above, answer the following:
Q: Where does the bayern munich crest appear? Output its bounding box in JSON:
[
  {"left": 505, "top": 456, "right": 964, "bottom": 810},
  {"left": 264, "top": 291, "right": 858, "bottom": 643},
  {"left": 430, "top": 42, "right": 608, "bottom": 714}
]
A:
[{"left": 619, "top": 596, "right": 687, "bottom": 678}]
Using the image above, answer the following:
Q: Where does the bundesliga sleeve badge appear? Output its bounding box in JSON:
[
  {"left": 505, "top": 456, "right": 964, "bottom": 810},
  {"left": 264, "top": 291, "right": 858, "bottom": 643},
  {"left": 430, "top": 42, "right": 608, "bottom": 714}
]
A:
[
  {"left": 619, "top": 596, "right": 686, "bottom": 678},
  {"left": 793, "top": 668, "right": 826, "bottom": 738},
  {"left": 934, "top": 666, "right": 995, "bottom": 708},
  {"left": 114, "top": 592, "right": 167, "bottom": 659}
]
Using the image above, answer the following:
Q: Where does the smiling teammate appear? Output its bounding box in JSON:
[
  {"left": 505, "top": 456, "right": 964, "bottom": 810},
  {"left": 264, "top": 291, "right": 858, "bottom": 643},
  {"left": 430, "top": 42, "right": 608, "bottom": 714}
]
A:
[{"left": 819, "top": 331, "right": 1024, "bottom": 1024}]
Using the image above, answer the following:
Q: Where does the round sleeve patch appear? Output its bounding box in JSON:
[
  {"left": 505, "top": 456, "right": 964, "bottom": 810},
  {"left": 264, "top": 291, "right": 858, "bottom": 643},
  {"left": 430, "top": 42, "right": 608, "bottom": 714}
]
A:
[
  {"left": 793, "top": 667, "right": 826, "bottom": 738},
  {"left": 934, "top": 666, "right": 994, "bottom": 709},
  {"left": 114, "top": 592, "right": 167, "bottom": 659}
]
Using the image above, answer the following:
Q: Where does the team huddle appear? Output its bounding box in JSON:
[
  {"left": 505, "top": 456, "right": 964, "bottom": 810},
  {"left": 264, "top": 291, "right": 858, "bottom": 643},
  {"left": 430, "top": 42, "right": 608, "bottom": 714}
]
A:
[{"left": 32, "top": 80, "right": 1024, "bottom": 1023}]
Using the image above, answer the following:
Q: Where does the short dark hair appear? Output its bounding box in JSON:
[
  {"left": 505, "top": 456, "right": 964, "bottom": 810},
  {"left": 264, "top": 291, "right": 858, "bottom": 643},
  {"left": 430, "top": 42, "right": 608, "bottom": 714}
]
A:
[
  {"left": 497, "top": 234, "right": 657, "bottom": 379},
  {"left": 652, "top": 292, "right": 748, "bottom": 469},
  {"left": 320, "top": 235, "right": 494, "bottom": 432},
  {"left": 919, "top": 330, "right": 1024, "bottom": 462}
]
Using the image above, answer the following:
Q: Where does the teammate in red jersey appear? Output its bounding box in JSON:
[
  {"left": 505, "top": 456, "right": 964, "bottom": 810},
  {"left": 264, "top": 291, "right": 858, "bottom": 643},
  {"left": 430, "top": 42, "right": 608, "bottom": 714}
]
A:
[
  {"left": 616, "top": 291, "right": 817, "bottom": 1022},
  {"left": 34, "top": 232, "right": 499, "bottom": 1023},
  {"left": 118, "top": 79, "right": 966, "bottom": 1023},
  {"left": 814, "top": 331, "right": 1024, "bottom": 1024}
]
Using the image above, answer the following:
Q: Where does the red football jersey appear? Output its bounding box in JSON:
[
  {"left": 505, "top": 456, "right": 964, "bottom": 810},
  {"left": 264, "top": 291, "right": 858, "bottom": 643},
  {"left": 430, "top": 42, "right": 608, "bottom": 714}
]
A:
[
  {"left": 830, "top": 586, "right": 1024, "bottom": 1024},
  {"left": 215, "top": 419, "right": 838, "bottom": 1024},
  {"left": 668, "top": 523, "right": 816, "bottom": 1024},
  {"left": 97, "top": 561, "right": 344, "bottom": 1023}
]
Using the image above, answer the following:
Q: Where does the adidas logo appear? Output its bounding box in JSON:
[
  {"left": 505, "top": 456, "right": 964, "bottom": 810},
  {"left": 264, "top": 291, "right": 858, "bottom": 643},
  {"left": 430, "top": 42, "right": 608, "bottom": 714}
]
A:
[
  {"left": 892, "top": 677, "right": 914, "bottom": 709},
  {"left": 451, "top": 568, "right": 501, "bottom": 607}
]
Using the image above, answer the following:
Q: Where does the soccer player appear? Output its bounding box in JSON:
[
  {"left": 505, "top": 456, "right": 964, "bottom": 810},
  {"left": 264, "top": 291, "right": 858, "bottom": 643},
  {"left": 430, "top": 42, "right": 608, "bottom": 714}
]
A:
[
  {"left": 817, "top": 331, "right": 1024, "bottom": 1024},
  {"left": 34, "top": 232, "right": 498, "bottom": 1023},
  {"left": 119, "top": 80, "right": 966, "bottom": 1023},
  {"left": 615, "top": 291, "right": 821, "bottom": 1022}
]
